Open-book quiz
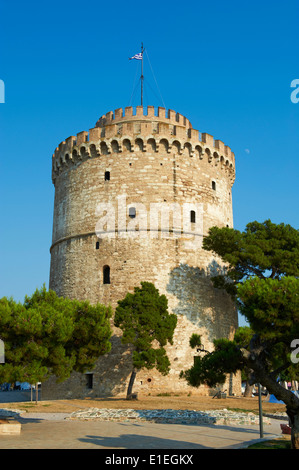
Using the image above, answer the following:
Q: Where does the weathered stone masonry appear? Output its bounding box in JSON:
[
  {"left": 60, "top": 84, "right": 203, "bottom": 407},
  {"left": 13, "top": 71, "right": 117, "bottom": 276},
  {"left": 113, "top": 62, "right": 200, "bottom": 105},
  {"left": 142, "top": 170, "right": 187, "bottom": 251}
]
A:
[{"left": 44, "top": 105, "right": 240, "bottom": 399}]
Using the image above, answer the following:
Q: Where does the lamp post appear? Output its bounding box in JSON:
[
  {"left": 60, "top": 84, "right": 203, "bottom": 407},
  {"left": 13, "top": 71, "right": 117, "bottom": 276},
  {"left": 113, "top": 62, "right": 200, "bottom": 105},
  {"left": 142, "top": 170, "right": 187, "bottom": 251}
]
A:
[
  {"left": 0, "top": 339, "right": 4, "bottom": 364},
  {"left": 258, "top": 383, "right": 264, "bottom": 438}
]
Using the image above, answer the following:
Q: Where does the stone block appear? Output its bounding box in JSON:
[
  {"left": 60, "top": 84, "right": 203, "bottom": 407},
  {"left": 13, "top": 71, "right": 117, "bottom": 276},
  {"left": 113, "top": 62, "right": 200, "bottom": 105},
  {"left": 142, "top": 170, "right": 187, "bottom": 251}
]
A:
[{"left": 0, "top": 419, "right": 21, "bottom": 435}]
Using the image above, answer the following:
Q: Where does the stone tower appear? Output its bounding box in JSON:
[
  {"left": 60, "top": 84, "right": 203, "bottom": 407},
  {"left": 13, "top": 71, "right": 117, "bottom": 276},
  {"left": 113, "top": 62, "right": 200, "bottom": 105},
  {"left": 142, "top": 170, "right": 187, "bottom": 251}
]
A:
[{"left": 45, "top": 105, "right": 239, "bottom": 399}]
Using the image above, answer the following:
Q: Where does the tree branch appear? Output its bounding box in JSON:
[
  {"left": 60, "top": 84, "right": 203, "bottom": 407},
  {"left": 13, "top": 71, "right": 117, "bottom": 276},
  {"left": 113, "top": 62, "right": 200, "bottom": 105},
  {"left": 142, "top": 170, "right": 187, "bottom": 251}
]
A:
[{"left": 240, "top": 347, "right": 299, "bottom": 411}]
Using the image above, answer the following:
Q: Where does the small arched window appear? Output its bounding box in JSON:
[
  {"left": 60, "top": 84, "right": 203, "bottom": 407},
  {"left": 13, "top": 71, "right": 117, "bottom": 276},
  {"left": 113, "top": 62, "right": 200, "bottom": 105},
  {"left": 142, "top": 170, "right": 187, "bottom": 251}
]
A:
[
  {"left": 190, "top": 210, "right": 196, "bottom": 223},
  {"left": 212, "top": 181, "right": 216, "bottom": 191},
  {"left": 96, "top": 241, "right": 100, "bottom": 250},
  {"left": 103, "top": 265, "right": 110, "bottom": 284},
  {"left": 129, "top": 207, "right": 136, "bottom": 218},
  {"left": 105, "top": 171, "right": 110, "bottom": 181}
]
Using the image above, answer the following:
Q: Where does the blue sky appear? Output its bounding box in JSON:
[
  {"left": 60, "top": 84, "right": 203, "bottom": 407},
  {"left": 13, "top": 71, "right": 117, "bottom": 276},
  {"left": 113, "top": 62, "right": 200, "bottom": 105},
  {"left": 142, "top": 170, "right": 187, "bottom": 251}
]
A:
[{"left": 0, "top": 0, "right": 298, "bottom": 327}]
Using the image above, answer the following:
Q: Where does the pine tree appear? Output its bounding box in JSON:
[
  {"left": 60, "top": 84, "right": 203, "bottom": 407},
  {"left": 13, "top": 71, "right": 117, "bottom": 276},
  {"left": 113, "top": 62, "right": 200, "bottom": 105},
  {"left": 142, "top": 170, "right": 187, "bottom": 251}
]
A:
[
  {"left": 0, "top": 287, "right": 112, "bottom": 393},
  {"left": 114, "top": 282, "right": 177, "bottom": 399},
  {"left": 181, "top": 220, "right": 299, "bottom": 448}
]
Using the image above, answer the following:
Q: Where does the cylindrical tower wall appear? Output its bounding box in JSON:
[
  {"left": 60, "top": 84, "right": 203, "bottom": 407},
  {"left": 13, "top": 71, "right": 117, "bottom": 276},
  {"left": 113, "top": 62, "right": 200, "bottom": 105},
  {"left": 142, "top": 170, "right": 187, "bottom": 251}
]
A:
[{"left": 45, "top": 106, "right": 239, "bottom": 399}]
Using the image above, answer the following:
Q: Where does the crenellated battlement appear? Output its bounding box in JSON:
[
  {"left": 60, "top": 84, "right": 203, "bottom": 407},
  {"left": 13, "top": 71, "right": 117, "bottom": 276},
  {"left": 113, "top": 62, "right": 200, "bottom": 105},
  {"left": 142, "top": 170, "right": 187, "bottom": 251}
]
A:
[
  {"left": 52, "top": 106, "right": 235, "bottom": 184},
  {"left": 95, "top": 106, "right": 192, "bottom": 129}
]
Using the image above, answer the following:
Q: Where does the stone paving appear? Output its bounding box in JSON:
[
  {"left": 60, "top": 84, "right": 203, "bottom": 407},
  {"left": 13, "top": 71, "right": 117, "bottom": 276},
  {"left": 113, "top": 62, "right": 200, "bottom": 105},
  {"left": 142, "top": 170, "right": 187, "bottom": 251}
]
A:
[
  {"left": 0, "top": 391, "right": 290, "bottom": 449},
  {"left": 67, "top": 407, "right": 273, "bottom": 426},
  {"left": 0, "top": 414, "right": 283, "bottom": 450},
  {"left": 0, "top": 406, "right": 283, "bottom": 426},
  {"left": 0, "top": 406, "right": 286, "bottom": 449}
]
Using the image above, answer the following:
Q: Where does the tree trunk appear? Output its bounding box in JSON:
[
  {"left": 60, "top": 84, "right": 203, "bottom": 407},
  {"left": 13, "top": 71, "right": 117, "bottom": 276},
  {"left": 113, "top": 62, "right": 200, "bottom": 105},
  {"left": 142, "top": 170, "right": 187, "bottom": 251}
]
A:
[
  {"left": 287, "top": 407, "right": 299, "bottom": 449},
  {"left": 126, "top": 369, "right": 137, "bottom": 399},
  {"left": 241, "top": 347, "right": 299, "bottom": 449},
  {"left": 244, "top": 381, "right": 254, "bottom": 397}
]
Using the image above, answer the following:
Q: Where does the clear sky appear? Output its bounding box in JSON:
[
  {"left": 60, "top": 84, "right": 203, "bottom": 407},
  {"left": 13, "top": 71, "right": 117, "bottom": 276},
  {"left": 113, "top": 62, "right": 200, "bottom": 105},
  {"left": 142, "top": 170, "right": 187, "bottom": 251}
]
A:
[{"left": 0, "top": 0, "right": 298, "bottom": 326}]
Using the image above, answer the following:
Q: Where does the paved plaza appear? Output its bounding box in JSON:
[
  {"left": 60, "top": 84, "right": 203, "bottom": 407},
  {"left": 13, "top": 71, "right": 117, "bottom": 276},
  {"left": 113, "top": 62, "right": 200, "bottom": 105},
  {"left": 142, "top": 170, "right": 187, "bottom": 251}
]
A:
[
  {"left": 0, "top": 411, "right": 282, "bottom": 449},
  {"left": 0, "top": 391, "right": 286, "bottom": 450}
]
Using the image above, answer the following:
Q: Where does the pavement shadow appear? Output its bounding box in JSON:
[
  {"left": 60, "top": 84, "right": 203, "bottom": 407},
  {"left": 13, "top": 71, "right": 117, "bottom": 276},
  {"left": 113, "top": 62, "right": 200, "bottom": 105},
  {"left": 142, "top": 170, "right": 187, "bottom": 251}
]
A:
[
  {"left": 78, "top": 432, "right": 207, "bottom": 449},
  {"left": 0, "top": 408, "right": 43, "bottom": 424},
  {"left": 16, "top": 416, "right": 43, "bottom": 424},
  {"left": 78, "top": 421, "right": 278, "bottom": 449}
]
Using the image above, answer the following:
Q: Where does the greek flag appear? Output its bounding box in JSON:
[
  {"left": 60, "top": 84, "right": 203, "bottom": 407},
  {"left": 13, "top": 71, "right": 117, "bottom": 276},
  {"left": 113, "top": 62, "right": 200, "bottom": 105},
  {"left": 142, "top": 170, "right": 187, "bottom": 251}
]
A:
[{"left": 129, "top": 53, "right": 143, "bottom": 60}]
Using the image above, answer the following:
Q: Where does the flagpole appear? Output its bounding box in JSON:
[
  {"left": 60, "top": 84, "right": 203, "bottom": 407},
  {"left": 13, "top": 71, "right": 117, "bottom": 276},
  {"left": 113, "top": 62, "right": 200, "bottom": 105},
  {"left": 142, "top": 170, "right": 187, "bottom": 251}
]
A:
[{"left": 141, "top": 43, "right": 144, "bottom": 107}]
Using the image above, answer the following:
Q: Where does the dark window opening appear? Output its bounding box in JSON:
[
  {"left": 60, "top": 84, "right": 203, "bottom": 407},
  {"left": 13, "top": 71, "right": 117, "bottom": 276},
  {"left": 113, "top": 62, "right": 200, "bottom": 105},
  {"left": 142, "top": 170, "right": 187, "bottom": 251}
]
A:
[
  {"left": 105, "top": 171, "right": 110, "bottom": 181},
  {"left": 129, "top": 207, "right": 136, "bottom": 218},
  {"left": 86, "top": 373, "right": 93, "bottom": 389},
  {"left": 190, "top": 210, "right": 196, "bottom": 223},
  {"left": 212, "top": 181, "right": 216, "bottom": 190},
  {"left": 103, "top": 265, "right": 110, "bottom": 284},
  {"left": 100, "top": 142, "right": 108, "bottom": 155},
  {"left": 96, "top": 241, "right": 100, "bottom": 250}
]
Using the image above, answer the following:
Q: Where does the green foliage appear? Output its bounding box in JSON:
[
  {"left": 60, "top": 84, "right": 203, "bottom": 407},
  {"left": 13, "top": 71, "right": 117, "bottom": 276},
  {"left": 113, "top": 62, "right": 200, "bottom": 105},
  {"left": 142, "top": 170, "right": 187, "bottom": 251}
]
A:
[
  {"left": 247, "top": 438, "right": 291, "bottom": 449},
  {"left": 234, "top": 326, "right": 254, "bottom": 348},
  {"left": 234, "top": 326, "right": 255, "bottom": 382},
  {"left": 237, "top": 277, "right": 299, "bottom": 344},
  {"left": 203, "top": 220, "right": 299, "bottom": 297},
  {"left": 181, "top": 220, "right": 299, "bottom": 419},
  {"left": 237, "top": 276, "right": 299, "bottom": 381},
  {"left": 189, "top": 333, "right": 202, "bottom": 349},
  {"left": 200, "top": 220, "right": 299, "bottom": 382},
  {"left": 114, "top": 282, "right": 177, "bottom": 375},
  {"left": 180, "top": 337, "right": 243, "bottom": 388},
  {"left": 0, "top": 286, "right": 112, "bottom": 384}
]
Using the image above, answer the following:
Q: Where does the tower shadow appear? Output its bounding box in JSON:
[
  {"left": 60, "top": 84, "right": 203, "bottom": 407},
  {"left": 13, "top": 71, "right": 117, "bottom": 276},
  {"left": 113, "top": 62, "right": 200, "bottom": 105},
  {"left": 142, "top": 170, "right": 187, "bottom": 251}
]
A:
[
  {"left": 166, "top": 262, "right": 236, "bottom": 343},
  {"left": 78, "top": 431, "right": 207, "bottom": 449}
]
